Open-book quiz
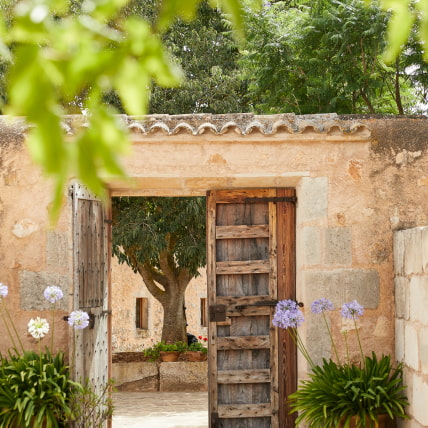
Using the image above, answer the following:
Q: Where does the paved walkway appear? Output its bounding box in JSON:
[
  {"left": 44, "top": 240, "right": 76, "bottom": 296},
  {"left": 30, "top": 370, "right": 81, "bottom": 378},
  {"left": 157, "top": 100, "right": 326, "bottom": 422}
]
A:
[{"left": 112, "top": 391, "right": 208, "bottom": 428}]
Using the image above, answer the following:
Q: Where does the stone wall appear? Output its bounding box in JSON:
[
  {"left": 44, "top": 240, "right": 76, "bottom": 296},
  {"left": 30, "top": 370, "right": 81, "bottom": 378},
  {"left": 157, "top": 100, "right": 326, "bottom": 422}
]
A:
[
  {"left": 394, "top": 227, "right": 428, "bottom": 428},
  {"left": 0, "top": 118, "right": 73, "bottom": 356},
  {"left": 112, "top": 361, "right": 208, "bottom": 392}
]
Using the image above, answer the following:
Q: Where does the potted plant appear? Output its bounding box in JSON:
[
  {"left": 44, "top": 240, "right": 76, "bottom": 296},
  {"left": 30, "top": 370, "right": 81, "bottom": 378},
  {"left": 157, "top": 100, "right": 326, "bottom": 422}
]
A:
[
  {"left": 184, "top": 336, "right": 208, "bottom": 362},
  {"left": 272, "top": 299, "right": 409, "bottom": 428},
  {"left": 145, "top": 341, "right": 187, "bottom": 362}
]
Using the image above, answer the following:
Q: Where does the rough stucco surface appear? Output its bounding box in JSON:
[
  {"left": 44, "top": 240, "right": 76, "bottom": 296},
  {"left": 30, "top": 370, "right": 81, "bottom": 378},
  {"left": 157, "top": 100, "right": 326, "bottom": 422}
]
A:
[
  {"left": 1, "top": 114, "right": 428, "bottom": 402},
  {"left": 0, "top": 118, "right": 71, "bottom": 355}
]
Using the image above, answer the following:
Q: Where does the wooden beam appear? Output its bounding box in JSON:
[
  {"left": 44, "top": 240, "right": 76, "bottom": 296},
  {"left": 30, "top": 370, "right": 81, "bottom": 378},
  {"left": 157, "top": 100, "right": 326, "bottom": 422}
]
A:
[
  {"left": 217, "top": 369, "right": 271, "bottom": 384},
  {"left": 216, "top": 225, "right": 269, "bottom": 239},
  {"left": 217, "top": 336, "right": 270, "bottom": 350},
  {"left": 215, "top": 260, "right": 270, "bottom": 274},
  {"left": 218, "top": 404, "right": 272, "bottom": 418}
]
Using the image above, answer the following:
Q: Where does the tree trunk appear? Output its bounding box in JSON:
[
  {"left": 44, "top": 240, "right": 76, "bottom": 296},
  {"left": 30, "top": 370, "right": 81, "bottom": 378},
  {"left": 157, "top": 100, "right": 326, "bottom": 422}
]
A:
[{"left": 160, "top": 290, "right": 187, "bottom": 343}]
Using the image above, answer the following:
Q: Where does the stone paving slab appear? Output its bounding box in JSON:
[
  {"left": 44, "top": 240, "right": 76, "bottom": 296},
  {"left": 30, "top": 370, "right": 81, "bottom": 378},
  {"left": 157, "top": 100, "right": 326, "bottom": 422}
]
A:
[{"left": 113, "top": 391, "right": 208, "bottom": 428}]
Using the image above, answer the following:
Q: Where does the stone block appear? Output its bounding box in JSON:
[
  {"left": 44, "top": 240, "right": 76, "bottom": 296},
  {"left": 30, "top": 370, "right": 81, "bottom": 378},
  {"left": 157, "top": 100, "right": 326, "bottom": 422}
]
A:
[
  {"left": 393, "top": 231, "right": 405, "bottom": 276},
  {"left": 423, "top": 227, "right": 428, "bottom": 274},
  {"left": 409, "top": 276, "right": 428, "bottom": 325},
  {"left": 413, "top": 374, "right": 428, "bottom": 426},
  {"left": 160, "top": 361, "right": 208, "bottom": 392},
  {"left": 395, "top": 276, "right": 410, "bottom": 320},
  {"left": 395, "top": 319, "right": 405, "bottom": 362},
  {"left": 19, "top": 270, "right": 68, "bottom": 311},
  {"left": 420, "top": 327, "right": 428, "bottom": 375},
  {"left": 305, "top": 269, "right": 380, "bottom": 309},
  {"left": 325, "top": 227, "right": 352, "bottom": 265},
  {"left": 404, "top": 228, "right": 423, "bottom": 276},
  {"left": 112, "top": 362, "right": 158, "bottom": 391},
  {"left": 46, "top": 231, "right": 68, "bottom": 269},
  {"left": 302, "top": 227, "right": 321, "bottom": 266},
  {"left": 298, "top": 177, "right": 328, "bottom": 223},
  {"left": 405, "top": 324, "right": 419, "bottom": 371},
  {"left": 306, "top": 312, "right": 332, "bottom": 366}
]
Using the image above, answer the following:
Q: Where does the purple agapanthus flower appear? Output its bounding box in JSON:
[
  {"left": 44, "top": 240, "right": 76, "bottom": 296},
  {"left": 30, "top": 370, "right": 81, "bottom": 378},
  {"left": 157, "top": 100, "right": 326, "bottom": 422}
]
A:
[
  {"left": 311, "top": 298, "right": 334, "bottom": 314},
  {"left": 341, "top": 300, "right": 364, "bottom": 319},
  {"left": 0, "top": 283, "right": 8, "bottom": 299},
  {"left": 68, "top": 310, "right": 90, "bottom": 330},
  {"left": 276, "top": 299, "right": 298, "bottom": 312},
  {"left": 273, "top": 299, "right": 304, "bottom": 329},
  {"left": 43, "top": 285, "right": 63, "bottom": 304}
]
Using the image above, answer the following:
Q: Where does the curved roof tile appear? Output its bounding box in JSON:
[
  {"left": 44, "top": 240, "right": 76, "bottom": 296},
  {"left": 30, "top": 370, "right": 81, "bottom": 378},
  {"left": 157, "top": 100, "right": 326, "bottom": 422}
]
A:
[{"left": 125, "top": 113, "right": 371, "bottom": 136}]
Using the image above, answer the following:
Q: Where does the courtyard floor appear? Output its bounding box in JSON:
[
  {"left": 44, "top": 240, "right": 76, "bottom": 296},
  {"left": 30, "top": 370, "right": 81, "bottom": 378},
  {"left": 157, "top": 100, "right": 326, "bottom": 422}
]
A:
[{"left": 112, "top": 391, "right": 208, "bottom": 428}]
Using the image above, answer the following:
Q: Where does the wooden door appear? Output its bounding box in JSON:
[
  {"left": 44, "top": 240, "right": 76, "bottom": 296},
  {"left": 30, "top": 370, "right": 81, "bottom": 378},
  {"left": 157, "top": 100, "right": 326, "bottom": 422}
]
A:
[
  {"left": 71, "top": 182, "right": 111, "bottom": 399},
  {"left": 207, "top": 189, "right": 296, "bottom": 428}
]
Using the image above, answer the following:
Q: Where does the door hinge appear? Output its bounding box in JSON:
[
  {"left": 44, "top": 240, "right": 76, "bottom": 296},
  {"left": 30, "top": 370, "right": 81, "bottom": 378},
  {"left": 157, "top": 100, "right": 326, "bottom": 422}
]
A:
[{"left": 209, "top": 304, "right": 227, "bottom": 322}]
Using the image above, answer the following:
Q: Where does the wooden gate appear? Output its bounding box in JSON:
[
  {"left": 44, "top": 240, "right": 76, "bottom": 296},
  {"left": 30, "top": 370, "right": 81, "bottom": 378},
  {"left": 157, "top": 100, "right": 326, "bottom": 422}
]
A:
[
  {"left": 207, "top": 188, "right": 296, "bottom": 428},
  {"left": 71, "top": 183, "right": 111, "bottom": 398}
]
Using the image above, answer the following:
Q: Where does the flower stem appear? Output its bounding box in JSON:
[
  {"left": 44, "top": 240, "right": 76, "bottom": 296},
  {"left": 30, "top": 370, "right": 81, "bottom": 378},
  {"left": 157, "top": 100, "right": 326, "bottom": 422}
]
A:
[
  {"left": 289, "top": 328, "right": 315, "bottom": 370},
  {"left": 51, "top": 305, "right": 55, "bottom": 353},
  {"left": 343, "top": 330, "right": 350, "bottom": 365},
  {"left": 322, "top": 312, "right": 341, "bottom": 365},
  {"left": 1, "top": 300, "right": 24, "bottom": 354},
  {"left": 353, "top": 316, "right": 365, "bottom": 366}
]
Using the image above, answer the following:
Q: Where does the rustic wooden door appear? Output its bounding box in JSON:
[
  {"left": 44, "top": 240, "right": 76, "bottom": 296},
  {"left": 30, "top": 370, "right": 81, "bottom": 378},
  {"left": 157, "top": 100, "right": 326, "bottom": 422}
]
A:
[
  {"left": 71, "top": 183, "right": 111, "bottom": 398},
  {"left": 207, "top": 188, "right": 296, "bottom": 428}
]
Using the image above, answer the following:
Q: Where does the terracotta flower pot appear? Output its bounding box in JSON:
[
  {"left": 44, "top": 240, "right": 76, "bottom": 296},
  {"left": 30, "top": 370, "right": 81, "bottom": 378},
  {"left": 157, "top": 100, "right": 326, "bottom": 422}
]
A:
[
  {"left": 184, "top": 351, "right": 207, "bottom": 362},
  {"left": 159, "top": 351, "right": 180, "bottom": 362},
  {"left": 339, "top": 413, "right": 389, "bottom": 428}
]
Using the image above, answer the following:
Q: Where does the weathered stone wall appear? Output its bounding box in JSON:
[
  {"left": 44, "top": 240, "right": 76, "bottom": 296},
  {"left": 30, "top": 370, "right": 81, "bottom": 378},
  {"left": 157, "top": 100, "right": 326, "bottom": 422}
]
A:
[
  {"left": 1, "top": 114, "right": 428, "bottom": 421},
  {"left": 0, "top": 118, "right": 73, "bottom": 356},
  {"left": 394, "top": 227, "right": 428, "bottom": 428},
  {"left": 112, "top": 361, "right": 208, "bottom": 392}
]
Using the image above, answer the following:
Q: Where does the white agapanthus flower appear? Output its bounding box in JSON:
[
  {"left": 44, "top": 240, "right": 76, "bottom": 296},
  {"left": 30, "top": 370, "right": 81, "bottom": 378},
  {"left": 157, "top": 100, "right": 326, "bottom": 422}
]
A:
[
  {"left": 43, "top": 285, "right": 64, "bottom": 304},
  {"left": 0, "top": 283, "right": 8, "bottom": 299},
  {"left": 28, "top": 317, "right": 49, "bottom": 339},
  {"left": 68, "top": 310, "right": 90, "bottom": 330}
]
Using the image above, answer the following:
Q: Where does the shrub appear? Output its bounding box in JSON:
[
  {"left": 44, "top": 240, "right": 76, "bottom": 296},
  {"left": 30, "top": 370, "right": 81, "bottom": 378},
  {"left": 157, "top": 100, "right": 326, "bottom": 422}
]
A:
[{"left": 0, "top": 350, "right": 82, "bottom": 428}]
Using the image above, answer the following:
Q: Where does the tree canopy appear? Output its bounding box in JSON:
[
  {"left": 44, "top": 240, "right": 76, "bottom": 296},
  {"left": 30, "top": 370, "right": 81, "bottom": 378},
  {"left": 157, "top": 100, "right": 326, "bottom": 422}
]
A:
[{"left": 240, "top": 0, "right": 428, "bottom": 114}]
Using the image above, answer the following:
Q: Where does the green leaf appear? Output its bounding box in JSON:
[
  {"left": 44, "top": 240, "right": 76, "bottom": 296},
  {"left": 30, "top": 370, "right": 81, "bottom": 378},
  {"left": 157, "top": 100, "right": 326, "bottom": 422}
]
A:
[{"left": 157, "top": 0, "right": 202, "bottom": 31}]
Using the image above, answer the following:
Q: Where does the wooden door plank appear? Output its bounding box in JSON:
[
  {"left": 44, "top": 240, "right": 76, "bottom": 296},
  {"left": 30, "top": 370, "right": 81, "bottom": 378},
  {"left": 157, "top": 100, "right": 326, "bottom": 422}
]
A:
[
  {"left": 216, "top": 225, "right": 269, "bottom": 239},
  {"left": 218, "top": 369, "right": 271, "bottom": 384},
  {"left": 216, "top": 260, "right": 270, "bottom": 274},
  {"left": 207, "top": 191, "right": 219, "bottom": 415},
  {"left": 226, "top": 307, "right": 272, "bottom": 317},
  {"left": 211, "top": 189, "right": 272, "bottom": 204},
  {"left": 216, "top": 296, "right": 273, "bottom": 306},
  {"left": 268, "top": 192, "right": 279, "bottom": 428},
  {"left": 217, "top": 336, "right": 270, "bottom": 350},
  {"left": 218, "top": 404, "right": 272, "bottom": 418},
  {"left": 277, "top": 188, "right": 297, "bottom": 427}
]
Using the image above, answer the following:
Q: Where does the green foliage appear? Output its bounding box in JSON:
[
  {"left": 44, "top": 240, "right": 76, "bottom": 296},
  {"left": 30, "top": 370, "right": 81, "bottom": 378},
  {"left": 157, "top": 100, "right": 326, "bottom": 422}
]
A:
[
  {"left": 0, "top": 350, "right": 82, "bottom": 428},
  {"left": 107, "top": 1, "right": 248, "bottom": 114},
  {"left": 143, "top": 340, "right": 188, "bottom": 360},
  {"left": 112, "top": 196, "right": 206, "bottom": 278},
  {"left": 188, "top": 342, "right": 208, "bottom": 353},
  {"left": 288, "top": 353, "right": 409, "bottom": 427},
  {"left": 240, "top": 0, "right": 426, "bottom": 114}
]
